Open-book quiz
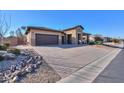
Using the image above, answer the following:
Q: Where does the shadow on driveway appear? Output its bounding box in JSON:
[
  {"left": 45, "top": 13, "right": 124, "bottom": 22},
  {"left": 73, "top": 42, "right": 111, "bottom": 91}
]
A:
[{"left": 36, "top": 44, "right": 89, "bottom": 49}]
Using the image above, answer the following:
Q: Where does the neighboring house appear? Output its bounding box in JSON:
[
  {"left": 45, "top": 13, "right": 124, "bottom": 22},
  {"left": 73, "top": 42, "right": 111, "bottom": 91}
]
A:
[
  {"left": 89, "top": 34, "right": 105, "bottom": 42},
  {"left": 103, "top": 37, "right": 112, "bottom": 42},
  {"left": 0, "top": 36, "right": 27, "bottom": 46},
  {"left": 89, "top": 35, "right": 95, "bottom": 42},
  {"left": 25, "top": 25, "right": 91, "bottom": 46},
  {"left": 0, "top": 36, "right": 18, "bottom": 46}
]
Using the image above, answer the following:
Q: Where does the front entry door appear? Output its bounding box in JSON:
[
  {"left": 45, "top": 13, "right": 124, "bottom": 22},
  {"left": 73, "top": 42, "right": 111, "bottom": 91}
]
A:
[{"left": 67, "top": 34, "right": 72, "bottom": 44}]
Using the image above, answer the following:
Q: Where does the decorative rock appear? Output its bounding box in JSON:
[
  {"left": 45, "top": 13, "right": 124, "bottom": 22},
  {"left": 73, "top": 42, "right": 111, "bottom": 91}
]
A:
[
  {"left": 0, "top": 51, "right": 7, "bottom": 56},
  {"left": 5, "top": 73, "right": 12, "bottom": 80},
  {"left": 33, "top": 64, "right": 38, "bottom": 69},
  {"left": 0, "top": 75, "right": 6, "bottom": 82},
  {"left": 12, "top": 70, "right": 22, "bottom": 77},
  {"left": 20, "top": 62, "right": 26, "bottom": 67},
  {"left": 3, "top": 53, "right": 16, "bottom": 60},
  {"left": 10, "top": 65, "right": 16, "bottom": 72},
  {"left": 0, "top": 73, "right": 4, "bottom": 76},
  {"left": 0, "top": 49, "right": 44, "bottom": 83},
  {"left": 26, "top": 57, "right": 33, "bottom": 64},
  {"left": 25, "top": 65, "right": 33, "bottom": 73},
  {"left": 12, "top": 76, "right": 19, "bottom": 82},
  {"left": 37, "top": 60, "right": 42, "bottom": 65},
  {"left": 37, "top": 56, "right": 42, "bottom": 61},
  {"left": 21, "top": 69, "right": 27, "bottom": 75}
]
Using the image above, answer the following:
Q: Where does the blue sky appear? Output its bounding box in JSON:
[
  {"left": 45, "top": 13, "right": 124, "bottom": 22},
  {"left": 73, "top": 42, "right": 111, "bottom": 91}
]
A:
[{"left": 1, "top": 10, "right": 124, "bottom": 38}]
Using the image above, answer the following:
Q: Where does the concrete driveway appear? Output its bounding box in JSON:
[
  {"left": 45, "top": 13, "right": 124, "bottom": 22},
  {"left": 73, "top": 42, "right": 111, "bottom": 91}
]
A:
[{"left": 30, "top": 45, "right": 115, "bottom": 78}]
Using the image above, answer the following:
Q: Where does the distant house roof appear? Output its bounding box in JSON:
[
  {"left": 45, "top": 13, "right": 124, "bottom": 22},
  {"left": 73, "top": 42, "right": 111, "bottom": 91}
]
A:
[
  {"left": 83, "top": 32, "right": 91, "bottom": 35},
  {"left": 25, "top": 25, "right": 85, "bottom": 34},
  {"left": 63, "top": 25, "right": 84, "bottom": 31}
]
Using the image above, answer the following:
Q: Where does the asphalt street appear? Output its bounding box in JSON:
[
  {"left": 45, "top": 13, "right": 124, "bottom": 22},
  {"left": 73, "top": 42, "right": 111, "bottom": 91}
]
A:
[{"left": 94, "top": 49, "right": 124, "bottom": 83}]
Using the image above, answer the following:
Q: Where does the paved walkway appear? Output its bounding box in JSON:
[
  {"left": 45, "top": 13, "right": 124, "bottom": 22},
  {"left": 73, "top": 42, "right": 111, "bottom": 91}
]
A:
[{"left": 94, "top": 49, "right": 124, "bottom": 83}]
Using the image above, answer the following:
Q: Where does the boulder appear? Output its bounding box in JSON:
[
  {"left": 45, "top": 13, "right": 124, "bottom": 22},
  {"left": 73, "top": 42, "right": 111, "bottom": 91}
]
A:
[
  {"left": 10, "top": 65, "right": 16, "bottom": 72},
  {"left": 0, "top": 51, "right": 7, "bottom": 56},
  {"left": 12, "top": 70, "right": 22, "bottom": 77},
  {"left": 26, "top": 57, "right": 33, "bottom": 64},
  {"left": 0, "top": 72, "right": 4, "bottom": 76},
  {"left": 38, "top": 56, "right": 43, "bottom": 60},
  {"left": 25, "top": 64, "right": 33, "bottom": 73},
  {"left": 36, "top": 60, "right": 42, "bottom": 65},
  {"left": 3, "top": 53, "right": 16, "bottom": 60},
  {"left": 33, "top": 64, "right": 38, "bottom": 69},
  {"left": 12, "top": 76, "right": 19, "bottom": 82},
  {"left": 21, "top": 69, "right": 27, "bottom": 75},
  {"left": 0, "top": 73, "right": 6, "bottom": 82},
  {"left": 20, "top": 62, "right": 26, "bottom": 67}
]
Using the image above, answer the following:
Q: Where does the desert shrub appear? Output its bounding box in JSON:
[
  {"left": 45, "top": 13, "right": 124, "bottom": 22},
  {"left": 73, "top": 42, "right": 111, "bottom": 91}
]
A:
[
  {"left": 7, "top": 48, "right": 20, "bottom": 55},
  {"left": 0, "top": 55, "right": 4, "bottom": 61},
  {"left": 0, "top": 45, "right": 7, "bottom": 50},
  {"left": 112, "top": 39, "right": 120, "bottom": 43},
  {"left": 4, "top": 43, "right": 10, "bottom": 48}
]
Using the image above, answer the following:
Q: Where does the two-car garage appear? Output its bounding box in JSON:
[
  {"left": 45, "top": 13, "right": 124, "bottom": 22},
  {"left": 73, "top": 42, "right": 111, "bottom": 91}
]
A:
[{"left": 35, "top": 34, "right": 59, "bottom": 46}]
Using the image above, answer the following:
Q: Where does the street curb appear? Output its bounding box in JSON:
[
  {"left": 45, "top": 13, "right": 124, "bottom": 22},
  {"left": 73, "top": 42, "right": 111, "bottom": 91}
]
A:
[{"left": 57, "top": 49, "right": 121, "bottom": 83}]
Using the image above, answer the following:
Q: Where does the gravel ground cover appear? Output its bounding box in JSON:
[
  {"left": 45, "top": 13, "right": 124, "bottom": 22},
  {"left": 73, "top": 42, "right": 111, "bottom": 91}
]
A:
[{"left": 0, "top": 49, "right": 61, "bottom": 83}]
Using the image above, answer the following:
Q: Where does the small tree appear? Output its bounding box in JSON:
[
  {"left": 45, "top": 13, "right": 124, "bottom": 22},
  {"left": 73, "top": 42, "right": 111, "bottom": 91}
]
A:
[
  {"left": 94, "top": 36, "right": 104, "bottom": 45},
  {"left": 15, "top": 27, "right": 26, "bottom": 45},
  {"left": 0, "top": 13, "right": 11, "bottom": 45},
  {"left": 9, "top": 30, "right": 15, "bottom": 37}
]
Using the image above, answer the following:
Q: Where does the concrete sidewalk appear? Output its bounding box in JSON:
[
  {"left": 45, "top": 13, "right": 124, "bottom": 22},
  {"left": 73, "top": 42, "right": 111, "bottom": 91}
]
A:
[{"left": 58, "top": 48, "right": 121, "bottom": 83}]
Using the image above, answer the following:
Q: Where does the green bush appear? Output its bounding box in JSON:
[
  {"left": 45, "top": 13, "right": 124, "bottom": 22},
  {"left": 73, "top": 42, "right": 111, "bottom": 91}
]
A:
[
  {"left": 7, "top": 48, "right": 20, "bottom": 55},
  {"left": 89, "top": 41, "right": 95, "bottom": 45},
  {"left": 0, "top": 45, "right": 7, "bottom": 50},
  {"left": 95, "top": 41, "right": 103, "bottom": 45},
  {"left": 0, "top": 55, "right": 4, "bottom": 61}
]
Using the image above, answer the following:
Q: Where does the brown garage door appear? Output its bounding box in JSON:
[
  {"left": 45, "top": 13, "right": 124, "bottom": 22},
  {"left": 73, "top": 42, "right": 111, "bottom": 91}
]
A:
[{"left": 35, "top": 34, "right": 58, "bottom": 46}]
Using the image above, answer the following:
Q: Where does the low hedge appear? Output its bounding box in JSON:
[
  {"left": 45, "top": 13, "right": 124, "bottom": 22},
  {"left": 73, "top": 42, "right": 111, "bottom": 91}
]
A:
[
  {"left": 95, "top": 41, "right": 103, "bottom": 45},
  {"left": 7, "top": 48, "right": 20, "bottom": 55},
  {"left": 0, "top": 45, "right": 7, "bottom": 50},
  {"left": 89, "top": 41, "right": 95, "bottom": 45}
]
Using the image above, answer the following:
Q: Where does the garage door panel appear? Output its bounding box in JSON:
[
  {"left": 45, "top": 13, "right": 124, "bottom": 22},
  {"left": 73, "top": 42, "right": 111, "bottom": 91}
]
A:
[{"left": 36, "top": 34, "right": 58, "bottom": 46}]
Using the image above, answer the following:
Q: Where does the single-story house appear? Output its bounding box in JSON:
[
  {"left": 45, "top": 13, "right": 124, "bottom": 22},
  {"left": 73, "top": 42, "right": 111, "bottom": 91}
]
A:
[{"left": 25, "top": 25, "right": 91, "bottom": 46}]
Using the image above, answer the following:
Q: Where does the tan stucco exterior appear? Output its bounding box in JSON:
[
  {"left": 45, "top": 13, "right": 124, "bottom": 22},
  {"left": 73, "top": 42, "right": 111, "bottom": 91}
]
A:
[
  {"left": 64, "top": 27, "right": 83, "bottom": 45},
  {"left": 26, "top": 29, "right": 64, "bottom": 46},
  {"left": 26, "top": 26, "right": 87, "bottom": 46}
]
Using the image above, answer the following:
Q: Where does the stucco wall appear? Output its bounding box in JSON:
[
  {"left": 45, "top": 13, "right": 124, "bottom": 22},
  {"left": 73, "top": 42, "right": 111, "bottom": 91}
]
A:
[
  {"left": 64, "top": 27, "right": 83, "bottom": 45},
  {"left": 64, "top": 29, "right": 76, "bottom": 44},
  {"left": 27, "top": 29, "right": 64, "bottom": 46},
  {"left": 76, "top": 27, "right": 83, "bottom": 43}
]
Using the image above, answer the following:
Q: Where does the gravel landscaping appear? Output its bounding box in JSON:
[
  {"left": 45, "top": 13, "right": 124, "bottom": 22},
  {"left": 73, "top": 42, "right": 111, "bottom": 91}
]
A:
[{"left": 0, "top": 49, "right": 61, "bottom": 83}]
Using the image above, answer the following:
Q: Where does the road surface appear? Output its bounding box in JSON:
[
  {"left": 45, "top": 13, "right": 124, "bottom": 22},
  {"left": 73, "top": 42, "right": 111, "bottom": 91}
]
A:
[{"left": 94, "top": 49, "right": 124, "bottom": 83}]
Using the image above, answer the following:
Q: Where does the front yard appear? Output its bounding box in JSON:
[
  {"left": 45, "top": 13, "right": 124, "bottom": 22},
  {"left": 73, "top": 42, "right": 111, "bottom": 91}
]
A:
[
  {"left": 0, "top": 44, "right": 118, "bottom": 83},
  {"left": 17, "top": 45, "right": 116, "bottom": 79},
  {"left": 0, "top": 44, "right": 61, "bottom": 83}
]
